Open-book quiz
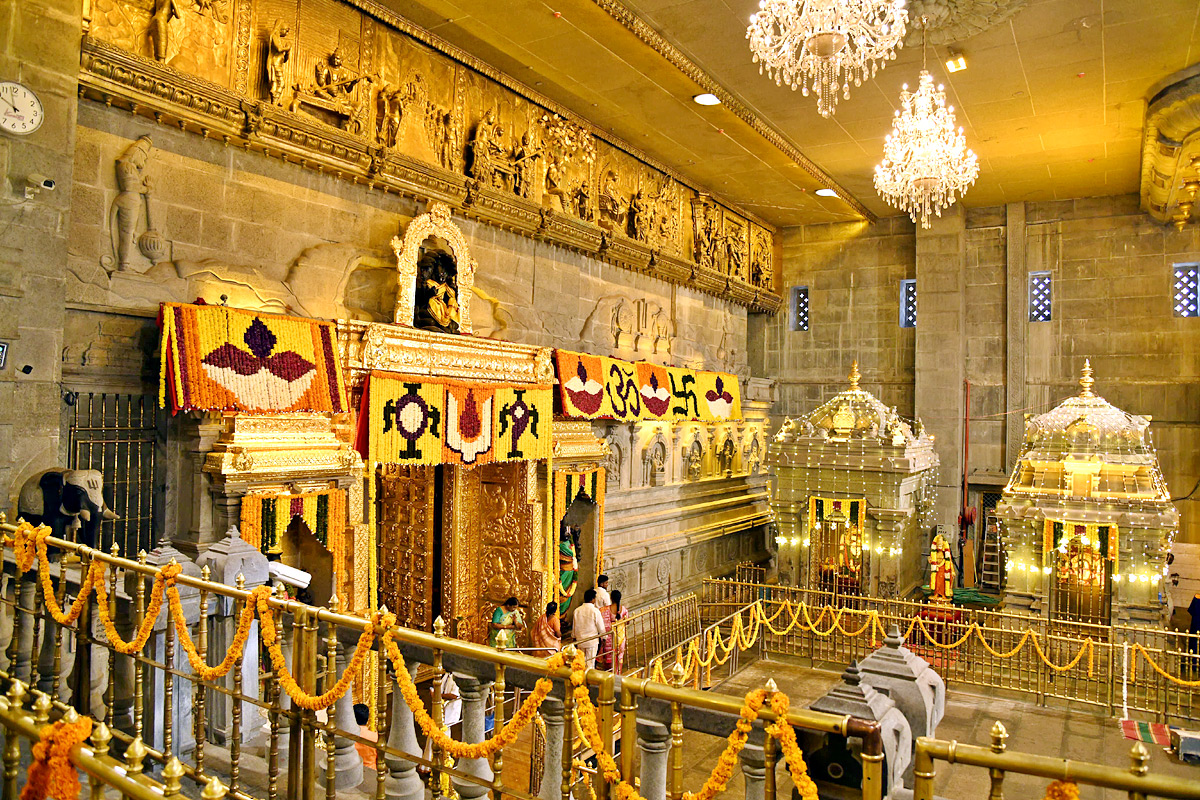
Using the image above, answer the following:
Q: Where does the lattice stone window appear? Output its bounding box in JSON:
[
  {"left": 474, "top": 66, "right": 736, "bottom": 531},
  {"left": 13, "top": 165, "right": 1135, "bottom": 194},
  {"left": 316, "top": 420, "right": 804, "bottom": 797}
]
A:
[
  {"left": 1029, "top": 271, "right": 1052, "bottom": 322},
  {"left": 899, "top": 279, "right": 917, "bottom": 328},
  {"left": 1174, "top": 264, "right": 1199, "bottom": 318},
  {"left": 790, "top": 285, "right": 809, "bottom": 332}
]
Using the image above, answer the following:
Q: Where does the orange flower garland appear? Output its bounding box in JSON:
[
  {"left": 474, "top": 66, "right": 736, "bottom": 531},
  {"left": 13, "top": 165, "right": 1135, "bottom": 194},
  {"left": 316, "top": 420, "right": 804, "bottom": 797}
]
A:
[
  {"left": 1043, "top": 781, "right": 1080, "bottom": 800},
  {"left": 20, "top": 713, "right": 93, "bottom": 800},
  {"left": 171, "top": 581, "right": 272, "bottom": 682},
  {"left": 93, "top": 563, "right": 173, "bottom": 656},
  {"left": 765, "top": 691, "right": 820, "bottom": 800},
  {"left": 382, "top": 629, "right": 568, "bottom": 760},
  {"left": 257, "top": 590, "right": 378, "bottom": 711}
]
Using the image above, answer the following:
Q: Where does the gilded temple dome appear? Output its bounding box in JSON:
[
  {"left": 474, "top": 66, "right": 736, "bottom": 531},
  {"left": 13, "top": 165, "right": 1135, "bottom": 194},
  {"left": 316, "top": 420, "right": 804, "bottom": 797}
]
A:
[
  {"left": 1020, "top": 360, "right": 1153, "bottom": 459},
  {"left": 774, "top": 361, "right": 931, "bottom": 448}
]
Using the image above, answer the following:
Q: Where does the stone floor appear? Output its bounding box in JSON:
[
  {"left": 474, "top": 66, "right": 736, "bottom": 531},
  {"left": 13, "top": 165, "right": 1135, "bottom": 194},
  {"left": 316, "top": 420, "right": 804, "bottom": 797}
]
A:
[{"left": 711, "top": 659, "right": 1200, "bottom": 800}]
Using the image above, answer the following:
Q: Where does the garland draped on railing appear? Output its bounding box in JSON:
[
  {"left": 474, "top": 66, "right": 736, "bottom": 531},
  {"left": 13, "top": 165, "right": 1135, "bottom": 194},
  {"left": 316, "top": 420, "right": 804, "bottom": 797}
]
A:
[{"left": 2, "top": 520, "right": 824, "bottom": 800}]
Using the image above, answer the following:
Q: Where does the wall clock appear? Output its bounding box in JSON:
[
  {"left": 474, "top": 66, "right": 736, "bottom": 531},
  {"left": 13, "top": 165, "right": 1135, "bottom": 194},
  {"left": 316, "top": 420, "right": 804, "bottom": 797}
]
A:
[{"left": 0, "top": 82, "right": 44, "bottom": 136}]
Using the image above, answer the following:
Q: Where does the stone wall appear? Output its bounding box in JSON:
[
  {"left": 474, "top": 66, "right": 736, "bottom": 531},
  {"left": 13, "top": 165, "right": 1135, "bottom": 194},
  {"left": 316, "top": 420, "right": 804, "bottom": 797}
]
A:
[
  {"left": 7, "top": 99, "right": 766, "bottom": 603},
  {"left": 0, "top": 0, "right": 84, "bottom": 503},
  {"left": 762, "top": 216, "right": 917, "bottom": 426},
  {"left": 760, "top": 196, "right": 1200, "bottom": 544}
]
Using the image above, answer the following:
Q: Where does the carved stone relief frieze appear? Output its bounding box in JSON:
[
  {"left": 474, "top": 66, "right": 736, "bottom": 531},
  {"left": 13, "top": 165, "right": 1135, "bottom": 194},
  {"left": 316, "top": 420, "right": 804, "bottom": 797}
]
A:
[
  {"left": 79, "top": 0, "right": 784, "bottom": 312},
  {"left": 750, "top": 227, "right": 773, "bottom": 291}
]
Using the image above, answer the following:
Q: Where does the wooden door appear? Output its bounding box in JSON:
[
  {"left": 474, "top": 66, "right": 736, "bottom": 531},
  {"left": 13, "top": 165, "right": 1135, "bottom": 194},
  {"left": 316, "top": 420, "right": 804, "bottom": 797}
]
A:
[{"left": 377, "top": 464, "right": 437, "bottom": 631}]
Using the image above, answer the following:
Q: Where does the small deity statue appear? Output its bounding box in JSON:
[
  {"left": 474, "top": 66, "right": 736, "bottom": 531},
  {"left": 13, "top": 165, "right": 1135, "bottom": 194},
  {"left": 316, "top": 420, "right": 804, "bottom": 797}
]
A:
[
  {"left": 929, "top": 532, "right": 955, "bottom": 603},
  {"left": 149, "top": 0, "right": 180, "bottom": 62},
  {"left": 628, "top": 188, "right": 652, "bottom": 242},
  {"left": 313, "top": 48, "right": 360, "bottom": 102},
  {"left": 599, "top": 170, "right": 625, "bottom": 232},
  {"left": 544, "top": 158, "right": 568, "bottom": 211},
  {"left": 267, "top": 20, "right": 293, "bottom": 105},
  {"left": 686, "top": 446, "right": 702, "bottom": 481},
  {"left": 469, "top": 111, "right": 499, "bottom": 186},
  {"left": 573, "top": 179, "right": 593, "bottom": 221},
  {"left": 513, "top": 129, "right": 543, "bottom": 200},
  {"left": 414, "top": 250, "right": 461, "bottom": 334},
  {"left": 376, "top": 86, "right": 403, "bottom": 148},
  {"left": 109, "top": 136, "right": 154, "bottom": 273}
]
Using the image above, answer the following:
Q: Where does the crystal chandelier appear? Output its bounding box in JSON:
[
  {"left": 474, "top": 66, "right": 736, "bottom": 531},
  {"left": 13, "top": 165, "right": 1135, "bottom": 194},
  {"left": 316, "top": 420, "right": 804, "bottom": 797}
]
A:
[
  {"left": 873, "top": 70, "right": 978, "bottom": 228},
  {"left": 746, "top": 0, "right": 909, "bottom": 118}
]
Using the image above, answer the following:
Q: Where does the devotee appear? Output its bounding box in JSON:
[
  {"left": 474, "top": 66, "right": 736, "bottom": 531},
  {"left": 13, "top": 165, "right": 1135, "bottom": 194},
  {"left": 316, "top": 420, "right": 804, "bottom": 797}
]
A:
[
  {"left": 489, "top": 597, "right": 524, "bottom": 649},
  {"left": 420, "top": 672, "right": 461, "bottom": 774},
  {"left": 598, "top": 589, "right": 630, "bottom": 673},
  {"left": 573, "top": 589, "right": 606, "bottom": 669},
  {"left": 353, "top": 704, "right": 377, "bottom": 770},
  {"left": 596, "top": 574, "right": 612, "bottom": 607},
  {"left": 532, "top": 602, "right": 561, "bottom": 656}
]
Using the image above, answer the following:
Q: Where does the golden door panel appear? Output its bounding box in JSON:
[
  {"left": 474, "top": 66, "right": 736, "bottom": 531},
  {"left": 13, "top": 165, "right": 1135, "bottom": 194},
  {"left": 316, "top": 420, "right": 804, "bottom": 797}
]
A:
[{"left": 377, "top": 464, "right": 436, "bottom": 631}]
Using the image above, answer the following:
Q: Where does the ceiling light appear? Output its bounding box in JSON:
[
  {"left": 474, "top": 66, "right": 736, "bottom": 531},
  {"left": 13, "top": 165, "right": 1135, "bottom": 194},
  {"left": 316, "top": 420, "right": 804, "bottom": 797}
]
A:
[
  {"left": 874, "top": 71, "right": 979, "bottom": 228},
  {"left": 693, "top": 93, "right": 721, "bottom": 106},
  {"left": 747, "top": 0, "right": 909, "bottom": 118},
  {"left": 815, "top": 188, "right": 838, "bottom": 197},
  {"left": 945, "top": 50, "right": 966, "bottom": 73}
]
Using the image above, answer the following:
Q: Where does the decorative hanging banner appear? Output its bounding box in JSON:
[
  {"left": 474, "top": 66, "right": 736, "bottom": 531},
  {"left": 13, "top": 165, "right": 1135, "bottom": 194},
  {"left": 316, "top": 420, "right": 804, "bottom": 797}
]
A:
[
  {"left": 358, "top": 371, "right": 552, "bottom": 466},
  {"left": 240, "top": 488, "right": 347, "bottom": 556},
  {"left": 554, "top": 350, "right": 741, "bottom": 422},
  {"left": 1044, "top": 519, "right": 1117, "bottom": 561},
  {"left": 495, "top": 386, "right": 553, "bottom": 461},
  {"left": 159, "top": 303, "right": 348, "bottom": 415},
  {"left": 809, "top": 496, "right": 867, "bottom": 533},
  {"left": 366, "top": 372, "right": 446, "bottom": 466}
]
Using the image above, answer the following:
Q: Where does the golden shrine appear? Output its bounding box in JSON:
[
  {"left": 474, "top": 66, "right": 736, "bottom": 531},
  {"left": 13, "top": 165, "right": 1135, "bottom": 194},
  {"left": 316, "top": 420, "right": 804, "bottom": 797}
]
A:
[
  {"left": 995, "top": 361, "right": 1179, "bottom": 626},
  {"left": 768, "top": 362, "right": 939, "bottom": 599}
]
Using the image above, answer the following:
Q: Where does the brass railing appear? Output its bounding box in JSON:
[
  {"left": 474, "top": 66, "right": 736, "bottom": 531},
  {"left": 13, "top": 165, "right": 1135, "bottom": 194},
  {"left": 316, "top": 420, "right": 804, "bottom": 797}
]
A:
[
  {"left": 702, "top": 579, "right": 1200, "bottom": 725},
  {"left": 570, "top": 594, "right": 702, "bottom": 677},
  {"left": 0, "top": 518, "right": 883, "bottom": 800},
  {"left": 913, "top": 722, "right": 1200, "bottom": 800}
]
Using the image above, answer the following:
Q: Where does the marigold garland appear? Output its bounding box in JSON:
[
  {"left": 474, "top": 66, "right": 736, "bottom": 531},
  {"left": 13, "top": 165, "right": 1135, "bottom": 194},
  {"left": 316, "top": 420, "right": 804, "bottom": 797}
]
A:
[
  {"left": 1043, "top": 780, "right": 1080, "bottom": 800},
  {"left": 93, "top": 563, "right": 173, "bottom": 655},
  {"left": 20, "top": 714, "right": 93, "bottom": 800},
  {"left": 765, "top": 692, "right": 820, "bottom": 800},
  {"left": 172, "top": 582, "right": 272, "bottom": 682}
]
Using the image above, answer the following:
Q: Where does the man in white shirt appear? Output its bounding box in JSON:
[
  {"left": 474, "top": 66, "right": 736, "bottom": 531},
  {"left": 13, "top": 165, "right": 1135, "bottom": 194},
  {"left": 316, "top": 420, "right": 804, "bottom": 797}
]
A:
[
  {"left": 595, "top": 574, "right": 612, "bottom": 609},
  {"left": 572, "top": 589, "right": 606, "bottom": 669}
]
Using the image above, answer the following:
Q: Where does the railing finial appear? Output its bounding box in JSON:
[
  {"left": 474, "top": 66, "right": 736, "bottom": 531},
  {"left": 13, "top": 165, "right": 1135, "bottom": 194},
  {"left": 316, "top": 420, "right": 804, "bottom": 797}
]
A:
[
  {"left": 1129, "top": 741, "right": 1150, "bottom": 776},
  {"left": 990, "top": 721, "right": 1008, "bottom": 753}
]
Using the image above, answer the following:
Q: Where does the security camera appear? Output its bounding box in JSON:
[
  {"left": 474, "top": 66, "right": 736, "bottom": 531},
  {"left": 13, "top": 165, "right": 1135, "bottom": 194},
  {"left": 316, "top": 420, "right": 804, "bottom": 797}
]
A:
[{"left": 24, "top": 174, "right": 54, "bottom": 199}]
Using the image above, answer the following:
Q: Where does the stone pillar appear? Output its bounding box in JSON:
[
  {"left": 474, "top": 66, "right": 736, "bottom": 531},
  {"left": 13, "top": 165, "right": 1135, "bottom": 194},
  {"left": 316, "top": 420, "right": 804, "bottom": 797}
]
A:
[
  {"left": 740, "top": 741, "right": 766, "bottom": 800},
  {"left": 538, "top": 697, "right": 565, "bottom": 800},
  {"left": 382, "top": 657, "right": 420, "bottom": 800},
  {"left": 331, "top": 634, "right": 365, "bottom": 790},
  {"left": 636, "top": 720, "right": 671, "bottom": 800},
  {"left": 915, "top": 205, "right": 967, "bottom": 530},
  {"left": 11, "top": 574, "right": 36, "bottom": 682},
  {"left": 451, "top": 676, "right": 493, "bottom": 800}
]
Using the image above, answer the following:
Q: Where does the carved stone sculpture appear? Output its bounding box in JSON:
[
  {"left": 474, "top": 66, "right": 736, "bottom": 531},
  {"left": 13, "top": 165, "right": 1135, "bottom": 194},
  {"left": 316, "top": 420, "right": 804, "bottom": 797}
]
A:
[
  {"left": 103, "top": 136, "right": 169, "bottom": 274},
  {"left": 149, "top": 0, "right": 180, "bottom": 62},
  {"left": 686, "top": 440, "right": 703, "bottom": 482},
  {"left": 267, "top": 21, "right": 293, "bottom": 105},
  {"left": 628, "top": 189, "right": 652, "bottom": 242},
  {"left": 414, "top": 249, "right": 461, "bottom": 335},
  {"left": 573, "top": 180, "right": 593, "bottom": 221},
  {"left": 469, "top": 111, "right": 500, "bottom": 187},
  {"left": 17, "top": 468, "right": 119, "bottom": 548},
  {"left": 598, "top": 170, "right": 625, "bottom": 233},
  {"left": 291, "top": 48, "right": 371, "bottom": 134},
  {"left": 513, "top": 129, "right": 543, "bottom": 200}
]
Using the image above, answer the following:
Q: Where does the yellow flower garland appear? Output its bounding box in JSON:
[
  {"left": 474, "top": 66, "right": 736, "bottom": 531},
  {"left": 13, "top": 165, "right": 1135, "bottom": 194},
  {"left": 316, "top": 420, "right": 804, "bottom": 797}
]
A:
[{"left": 1043, "top": 781, "right": 1080, "bottom": 800}]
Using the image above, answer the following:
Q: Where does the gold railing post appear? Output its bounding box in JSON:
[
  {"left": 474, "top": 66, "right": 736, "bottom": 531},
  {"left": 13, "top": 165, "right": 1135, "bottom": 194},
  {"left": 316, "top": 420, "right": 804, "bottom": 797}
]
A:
[
  {"left": 294, "top": 604, "right": 318, "bottom": 800},
  {"left": 163, "top": 558, "right": 177, "bottom": 757},
  {"left": 912, "top": 738, "right": 935, "bottom": 800},
  {"left": 1128, "top": 741, "right": 1149, "bottom": 800},
  {"left": 668, "top": 662, "right": 686, "bottom": 800},
  {"left": 597, "top": 671, "right": 615, "bottom": 800},
  {"left": 854, "top": 719, "right": 883, "bottom": 800},
  {"left": 325, "top": 595, "right": 340, "bottom": 800},
  {"left": 2, "top": 695, "right": 20, "bottom": 798},
  {"left": 374, "top": 621, "right": 388, "bottom": 800},
  {"left": 163, "top": 756, "right": 185, "bottom": 799},
  {"left": 134, "top": 549, "right": 147, "bottom": 742},
  {"left": 268, "top": 585, "right": 285, "bottom": 800},
  {"left": 196, "top": 563, "right": 210, "bottom": 779},
  {"left": 494, "top": 660, "right": 507, "bottom": 800},
  {"left": 51, "top": 556, "right": 67, "bottom": 701},
  {"left": 230, "top": 573, "right": 245, "bottom": 797},
  {"left": 988, "top": 721, "right": 1008, "bottom": 800},
  {"left": 764, "top": 679, "right": 777, "bottom": 800},
  {"left": 433, "top": 616, "right": 447, "bottom": 795},
  {"left": 105, "top": 542, "right": 119, "bottom": 727},
  {"left": 89, "top": 721, "right": 111, "bottom": 800},
  {"left": 562, "top": 645, "right": 577, "bottom": 800},
  {"left": 618, "top": 677, "right": 636, "bottom": 782}
]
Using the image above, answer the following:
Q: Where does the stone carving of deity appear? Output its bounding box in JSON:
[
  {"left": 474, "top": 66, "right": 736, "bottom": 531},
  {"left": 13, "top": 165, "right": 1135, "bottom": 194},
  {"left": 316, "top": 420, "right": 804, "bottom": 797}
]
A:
[
  {"left": 414, "top": 250, "right": 460, "bottom": 334},
  {"left": 598, "top": 170, "right": 625, "bottom": 232},
  {"left": 267, "top": 20, "right": 293, "bottom": 105},
  {"left": 149, "top": 0, "right": 180, "bottom": 62},
  {"left": 104, "top": 136, "right": 163, "bottom": 273},
  {"left": 514, "top": 129, "right": 543, "bottom": 200}
]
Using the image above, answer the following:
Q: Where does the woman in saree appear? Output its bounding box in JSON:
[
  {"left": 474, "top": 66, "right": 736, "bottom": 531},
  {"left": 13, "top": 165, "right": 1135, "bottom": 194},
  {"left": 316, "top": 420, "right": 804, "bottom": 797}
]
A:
[
  {"left": 598, "top": 589, "right": 630, "bottom": 673},
  {"left": 488, "top": 597, "right": 524, "bottom": 649},
  {"left": 531, "top": 602, "right": 561, "bottom": 656}
]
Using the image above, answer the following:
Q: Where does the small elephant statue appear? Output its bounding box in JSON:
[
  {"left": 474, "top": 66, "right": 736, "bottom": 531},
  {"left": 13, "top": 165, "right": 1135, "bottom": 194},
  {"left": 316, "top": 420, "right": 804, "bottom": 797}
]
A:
[{"left": 16, "top": 468, "right": 118, "bottom": 547}]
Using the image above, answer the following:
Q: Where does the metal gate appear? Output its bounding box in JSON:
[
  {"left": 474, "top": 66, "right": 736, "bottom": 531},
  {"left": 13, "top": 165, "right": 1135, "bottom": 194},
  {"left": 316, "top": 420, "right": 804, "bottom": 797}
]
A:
[
  {"left": 1050, "top": 522, "right": 1112, "bottom": 629},
  {"left": 807, "top": 497, "right": 865, "bottom": 604},
  {"left": 67, "top": 393, "right": 160, "bottom": 557}
]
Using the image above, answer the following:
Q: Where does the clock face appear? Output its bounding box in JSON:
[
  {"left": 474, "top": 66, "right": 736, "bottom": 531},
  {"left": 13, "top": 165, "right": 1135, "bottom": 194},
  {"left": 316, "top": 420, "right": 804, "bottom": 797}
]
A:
[{"left": 0, "top": 82, "right": 44, "bottom": 136}]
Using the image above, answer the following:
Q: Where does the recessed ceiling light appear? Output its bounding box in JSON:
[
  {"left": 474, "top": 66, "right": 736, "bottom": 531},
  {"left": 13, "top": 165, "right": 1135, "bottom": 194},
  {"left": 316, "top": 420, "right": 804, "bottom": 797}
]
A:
[
  {"left": 945, "top": 50, "right": 967, "bottom": 73},
  {"left": 693, "top": 93, "right": 721, "bottom": 106},
  {"left": 815, "top": 188, "right": 838, "bottom": 198}
]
